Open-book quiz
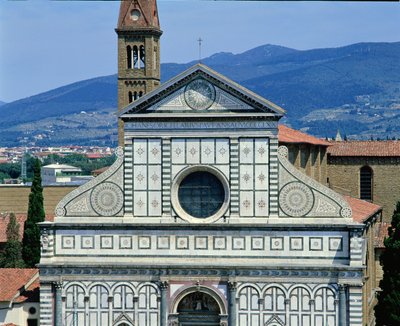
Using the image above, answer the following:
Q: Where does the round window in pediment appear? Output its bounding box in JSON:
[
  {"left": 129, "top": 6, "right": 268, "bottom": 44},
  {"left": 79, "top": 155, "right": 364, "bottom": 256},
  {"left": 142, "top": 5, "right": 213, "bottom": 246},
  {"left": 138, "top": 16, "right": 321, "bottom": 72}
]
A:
[
  {"left": 171, "top": 166, "right": 229, "bottom": 223},
  {"left": 130, "top": 9, "right": 141, "bottom": 21}
]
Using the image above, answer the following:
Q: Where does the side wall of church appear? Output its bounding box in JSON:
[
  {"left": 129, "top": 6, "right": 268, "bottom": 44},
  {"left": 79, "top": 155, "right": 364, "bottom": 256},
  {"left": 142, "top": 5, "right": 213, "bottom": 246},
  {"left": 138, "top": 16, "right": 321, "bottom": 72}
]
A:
[
  {"left": 327, "top": 157, "right": 400, "bottom": 221},
  {"left": 284, "top": 143, "right": 328, "bottom": 186}
]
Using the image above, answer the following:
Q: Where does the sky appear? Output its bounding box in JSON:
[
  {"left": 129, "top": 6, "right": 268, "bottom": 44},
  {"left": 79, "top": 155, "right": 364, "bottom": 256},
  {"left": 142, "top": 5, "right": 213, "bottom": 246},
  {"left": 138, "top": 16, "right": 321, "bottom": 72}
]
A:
[{"left": 0, "top": 0, "right": 399, "bottom": 103}]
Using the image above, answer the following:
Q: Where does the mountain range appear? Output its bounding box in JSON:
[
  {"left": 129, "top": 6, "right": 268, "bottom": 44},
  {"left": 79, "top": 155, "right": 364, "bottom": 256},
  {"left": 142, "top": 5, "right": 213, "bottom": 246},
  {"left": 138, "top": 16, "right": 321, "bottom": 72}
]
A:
[{"left": 1, "top": 42, "right": 399, "bottom": 146}]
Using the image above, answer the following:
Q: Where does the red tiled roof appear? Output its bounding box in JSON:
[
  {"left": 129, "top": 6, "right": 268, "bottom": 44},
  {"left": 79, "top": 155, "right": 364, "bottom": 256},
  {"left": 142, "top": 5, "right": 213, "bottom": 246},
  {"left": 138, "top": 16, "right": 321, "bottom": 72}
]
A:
[
  {"left": 375, "top": 222, "right": 390, "bottom": 248},
  {"left": 15, "top": 276, "right": 39, "bottom": 303},
  {"left": 91, "top": 166, "right": 110, "bottom": 176},
  {"left": 86, "top": 153, "right": 107, "bottom": 159},
  {"left": 278, "top": 125, "right": 331, "bottom": 146},
  {"left": 0, "top": 268, "right": 38, "bottom": 302},
  {"left": 328, "top": 141, "right": 400, "bottom": 157},
  {"left": 343, "top": 195, "right": 382, "bottom": 223},
  {"left": 0, "top": 214, "right": 54, "bottom": 243}
]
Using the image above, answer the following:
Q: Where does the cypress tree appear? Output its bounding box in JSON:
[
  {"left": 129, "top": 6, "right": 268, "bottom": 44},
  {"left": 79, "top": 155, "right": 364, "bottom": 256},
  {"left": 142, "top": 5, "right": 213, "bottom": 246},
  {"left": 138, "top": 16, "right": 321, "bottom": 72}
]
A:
[
  {"left": 0, "top": 212, "right": 25, "bottom": 268},
  {"left": 22, "top": 159, "right": 45, "bottom": 267},
  {"left": 375, "top": 201, "right": 400, "bottom": 325}
]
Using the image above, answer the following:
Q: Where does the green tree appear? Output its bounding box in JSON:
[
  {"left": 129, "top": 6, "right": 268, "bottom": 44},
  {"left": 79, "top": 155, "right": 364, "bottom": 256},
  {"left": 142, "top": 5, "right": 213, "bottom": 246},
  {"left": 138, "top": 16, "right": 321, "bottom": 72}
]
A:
[
  {"left": 0, "top": 213, "right": 25, "bottom": 268},
  {"left": 22, "top": 159, "right": 45, "bottom": 267},
  {"left": 375, "top": 201, "right": 400, "bottom": 325}
]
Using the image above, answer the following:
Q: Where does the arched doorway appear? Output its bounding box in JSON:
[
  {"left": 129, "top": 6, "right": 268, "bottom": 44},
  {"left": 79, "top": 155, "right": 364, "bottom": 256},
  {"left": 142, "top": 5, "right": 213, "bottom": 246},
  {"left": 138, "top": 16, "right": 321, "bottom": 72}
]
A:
[{"left": 177, "top": 292, "right": 221, "bottom": 326}]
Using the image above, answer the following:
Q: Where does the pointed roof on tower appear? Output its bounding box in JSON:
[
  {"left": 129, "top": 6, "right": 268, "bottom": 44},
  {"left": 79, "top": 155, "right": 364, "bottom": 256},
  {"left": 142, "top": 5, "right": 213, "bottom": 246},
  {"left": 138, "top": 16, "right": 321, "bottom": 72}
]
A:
[{"left": 117, "top": 0, "right": 160, "bottom": 30}]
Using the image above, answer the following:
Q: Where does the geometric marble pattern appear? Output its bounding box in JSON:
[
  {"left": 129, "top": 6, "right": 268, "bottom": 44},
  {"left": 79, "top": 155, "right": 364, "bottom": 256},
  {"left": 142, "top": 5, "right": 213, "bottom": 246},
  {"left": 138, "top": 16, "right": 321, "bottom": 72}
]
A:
[
  {"left": 239, "top": 138, "right": 269, "bottom": 217},
  {"left": 132, "top": 138, "right": 162, "bottom": 216}
]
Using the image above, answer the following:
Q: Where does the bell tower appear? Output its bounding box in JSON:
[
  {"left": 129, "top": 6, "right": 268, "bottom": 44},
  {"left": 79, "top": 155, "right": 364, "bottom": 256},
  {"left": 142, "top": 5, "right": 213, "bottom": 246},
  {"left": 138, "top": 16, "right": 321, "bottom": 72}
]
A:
[{"left": 116, "top": 0, "right": 162, "bottom": 145}]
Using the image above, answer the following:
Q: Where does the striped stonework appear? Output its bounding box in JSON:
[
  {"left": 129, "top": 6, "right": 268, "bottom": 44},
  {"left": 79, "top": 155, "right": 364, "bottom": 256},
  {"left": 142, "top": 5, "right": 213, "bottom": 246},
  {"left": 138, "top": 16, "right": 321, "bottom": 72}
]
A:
[
  {"left": 39, "top": 282, "right": 53, "bottom": 326},
  {"left": 269, "top": 137, "right": 279, "bottom": 216},
  {"left": 229, "top": 138, "right": 239, "bottom": 217},
  {"left": 348, "top": 285, "right": 363, "bottom": 326},
  {"left": 124, "top": 138, "right": 134, "bottom": 214},
  {"left": 162, "top": 137, "right": 172, "bottom": 216}
]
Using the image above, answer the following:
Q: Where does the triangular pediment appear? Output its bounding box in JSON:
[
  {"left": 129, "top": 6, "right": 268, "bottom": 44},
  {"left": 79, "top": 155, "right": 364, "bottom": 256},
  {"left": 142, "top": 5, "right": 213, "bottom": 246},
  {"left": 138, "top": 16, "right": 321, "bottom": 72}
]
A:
[{"left": 119, "top": 64, "right": 285, "bottom": 118}]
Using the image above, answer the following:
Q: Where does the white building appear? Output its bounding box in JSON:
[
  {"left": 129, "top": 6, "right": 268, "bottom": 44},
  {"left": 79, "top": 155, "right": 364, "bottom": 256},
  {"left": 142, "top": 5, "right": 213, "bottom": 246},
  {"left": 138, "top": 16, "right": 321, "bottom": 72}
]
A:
[
  {"left": 38, "top": 64, "right": 373, "bottom": 326},
  {"left": 41, "top": 164, "right": 92, "bottom": 185}
]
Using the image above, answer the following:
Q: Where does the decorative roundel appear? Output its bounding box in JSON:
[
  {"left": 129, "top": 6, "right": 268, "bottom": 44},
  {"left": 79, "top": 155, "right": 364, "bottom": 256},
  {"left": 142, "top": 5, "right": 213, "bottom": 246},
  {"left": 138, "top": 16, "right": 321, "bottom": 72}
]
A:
[
  {"left": 279, "top": 182, "right": 314, "bottom": 217},
  {"left": 115, "top": 146, "right": 124, "bottom": 158},
  {"left": 341, "top": 207, "right": 352, "bottom": 218},
  {"left": 278, "top": 146, "right": 289, "bottom": 158},
  {"left": 184, "top": 79, "right": 216, "bottom": 110},
  {"left": 55, "top": 207, "right": 66, "bottom": 217},
  {"left": 90, "top": 182, "right": 123, "bottom": 216}
]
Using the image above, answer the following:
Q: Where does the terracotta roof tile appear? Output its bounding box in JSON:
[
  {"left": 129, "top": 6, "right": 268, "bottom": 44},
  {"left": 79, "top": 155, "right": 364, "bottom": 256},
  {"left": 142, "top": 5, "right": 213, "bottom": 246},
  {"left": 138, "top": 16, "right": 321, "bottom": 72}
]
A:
[
  {"left": 0, "top": 268, "right": 38, "bottom": 302},
  {"left": 15, "top": 277, "right": 39, "bottom": 303},
  {"left": 375, "top": 222, "right": 390, "bottom": 248},
  {"left": 328, "top": 141, "right": 400, "bottom": 157},
  {"left": 278, "top": 125, "right": 331, "bottom": 146},
  {"left": 0, "top": 214, "right": 54, "bottom": 243},
  {"left": 343, "top": 195, "right": 382, "bottom": 223}
]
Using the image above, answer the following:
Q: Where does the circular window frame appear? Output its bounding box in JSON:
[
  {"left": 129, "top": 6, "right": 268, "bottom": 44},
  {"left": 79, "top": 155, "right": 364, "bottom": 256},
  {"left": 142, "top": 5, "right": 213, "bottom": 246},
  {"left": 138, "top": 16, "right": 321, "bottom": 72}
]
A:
[{"left": 171, "top": 165, "right": 230, "bottom": 224}]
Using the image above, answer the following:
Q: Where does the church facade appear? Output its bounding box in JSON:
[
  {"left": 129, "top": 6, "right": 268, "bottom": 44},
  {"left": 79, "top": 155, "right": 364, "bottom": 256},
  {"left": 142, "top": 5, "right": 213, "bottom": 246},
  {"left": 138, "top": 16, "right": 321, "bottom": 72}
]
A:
[{"left": 38, "top": 1, "right": 370, "bottom": 325}]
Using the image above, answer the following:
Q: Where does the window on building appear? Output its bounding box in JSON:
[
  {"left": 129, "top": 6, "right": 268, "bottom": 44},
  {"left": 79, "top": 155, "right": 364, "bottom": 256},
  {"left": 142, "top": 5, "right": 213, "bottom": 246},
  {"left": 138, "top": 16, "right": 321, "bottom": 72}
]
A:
[
  {"left": 128, "top": 91, "right": 133, "bottom": 103},
  {"left": 140, "top": 45, "right": 145, "bottom": 68},
  {"left": 127, "top": 46, "right": 132, "bottom": 69},
  {"left": 360, "top": 166, "right": 373, "bottom": 201},
  {"left": 133, "top": 46, "right": 139, "bottom": 69}
]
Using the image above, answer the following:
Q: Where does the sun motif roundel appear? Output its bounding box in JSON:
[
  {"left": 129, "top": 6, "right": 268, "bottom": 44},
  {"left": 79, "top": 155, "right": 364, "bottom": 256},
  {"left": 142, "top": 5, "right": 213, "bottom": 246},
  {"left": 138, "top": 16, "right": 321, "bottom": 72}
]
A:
[{"left": 184, "top": 78, "right": 216, "bottom": 110}]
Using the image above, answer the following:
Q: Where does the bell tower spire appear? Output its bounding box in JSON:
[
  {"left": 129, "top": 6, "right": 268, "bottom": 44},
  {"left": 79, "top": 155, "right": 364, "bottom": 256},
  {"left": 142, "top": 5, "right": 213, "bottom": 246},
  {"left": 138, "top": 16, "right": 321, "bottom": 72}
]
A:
[{"left": 116, "top": 0, "right": 162, "bottom": 145}]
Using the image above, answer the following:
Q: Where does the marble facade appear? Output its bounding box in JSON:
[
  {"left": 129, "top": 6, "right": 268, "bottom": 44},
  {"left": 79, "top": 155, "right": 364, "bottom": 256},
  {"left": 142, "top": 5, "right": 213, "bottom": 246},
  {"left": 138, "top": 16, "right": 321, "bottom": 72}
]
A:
[{"left": 39, "top": 65, "right": 366, "bottom": 326}]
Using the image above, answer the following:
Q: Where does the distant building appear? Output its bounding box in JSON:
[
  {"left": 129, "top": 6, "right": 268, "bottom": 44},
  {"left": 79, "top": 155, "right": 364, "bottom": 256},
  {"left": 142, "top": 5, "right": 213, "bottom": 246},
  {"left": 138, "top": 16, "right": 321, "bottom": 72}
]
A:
[{"left": 41, "top": 163, "right": 93, "bottom": 185}]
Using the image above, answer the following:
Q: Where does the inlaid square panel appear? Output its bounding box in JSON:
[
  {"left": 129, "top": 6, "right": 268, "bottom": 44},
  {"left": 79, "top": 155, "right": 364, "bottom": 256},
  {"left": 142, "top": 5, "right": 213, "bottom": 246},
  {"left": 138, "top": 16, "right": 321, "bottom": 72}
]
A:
[
  {"left": 251, "top": 237, "right": 264, "bottom": 250},
  {"left": 309, "top": 237, "right": 323, "bottom": 251},
  {"left": 134, "top": 192, "right": 147, "bottom": 216},
  {"left": 255, "top": 191, "right": 269, "bottom": 217},
  {"left": 100, "top": 236, "right": 113, "bottom": 249},
  {"left": 133, "top": 139, "right": 147, "bottom": 164},
  {"left": 148, "top": 139, "right": 162, "bottom": 164},
  {"left": 240, "top": 165, "right": 253, "bottom": 190},
  {"left": 133, "top": 165, "right": 147, "bottom": 190},
  {"left": 138, "top": 236, "right": 151, "bottom": 249},
  {"left": 240, "top": 191, "right": 254, "bottom": 217},
  {"left": 176, "top": 236, "right": 189, "bottom": 250},
  {"left": 254, "top": 138, "right": 269, "bottom": 164},
  {"left": 81, "top": 236, "right": 94, "bottom": 249},
  {"left": 232, "top": 237, "right": 245, "bottom": 250},
  {"left": 62, "top": 236, "right": 75, "bottom": 249},
  {"left": 171, "top": 139, "right": 185, "bottom": 164},
  {"left": 157, "top": 236, "right": 170, "bottom": 249},
  {"left": 215, "top": 139, "right": 230, "bottom": 164},
  {"left": 148, "top": 192, "right": 162, "bottom": 216},
  {"left": 195, "top": 236, "right": 208, "bottom": 250},
  {"left": 254, "top": 165, "right": 269, "bottom": 190},
  {"left": 186, "top": 139, "right": 200, "bottom": 164},
  {"left": 329, "top": 237, "right": 343, "bottom": 251},
  {"left": 119, "top": 236, "right": 132, "bottom": 249},
  {"left": 290, "top": 237, "right": 303, "bottom": 251},
  {"left": 201, "top": 139, "right": 215, "bottom": 164},
  {"left": 213, "top": 237, "right": 227, "bottom": 250},
  {"left": 148, "top": 165, "right": 162, "bottom": 190},
  {"left": 239, "top": 139, "right": 253, "bottom": 164},
  {"left": 271, "top": 237, "right": 284, "bottom": 250}
]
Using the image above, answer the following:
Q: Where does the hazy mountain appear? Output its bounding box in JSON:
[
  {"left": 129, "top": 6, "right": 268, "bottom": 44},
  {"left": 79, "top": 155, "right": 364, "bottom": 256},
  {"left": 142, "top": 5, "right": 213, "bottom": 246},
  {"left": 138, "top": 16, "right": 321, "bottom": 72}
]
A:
[
  {"left": 0, "top": 101, "right": 6, "bottom": 107},
  {"left": 1, "top": 42, "right": 399, "bottom": 146}
]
